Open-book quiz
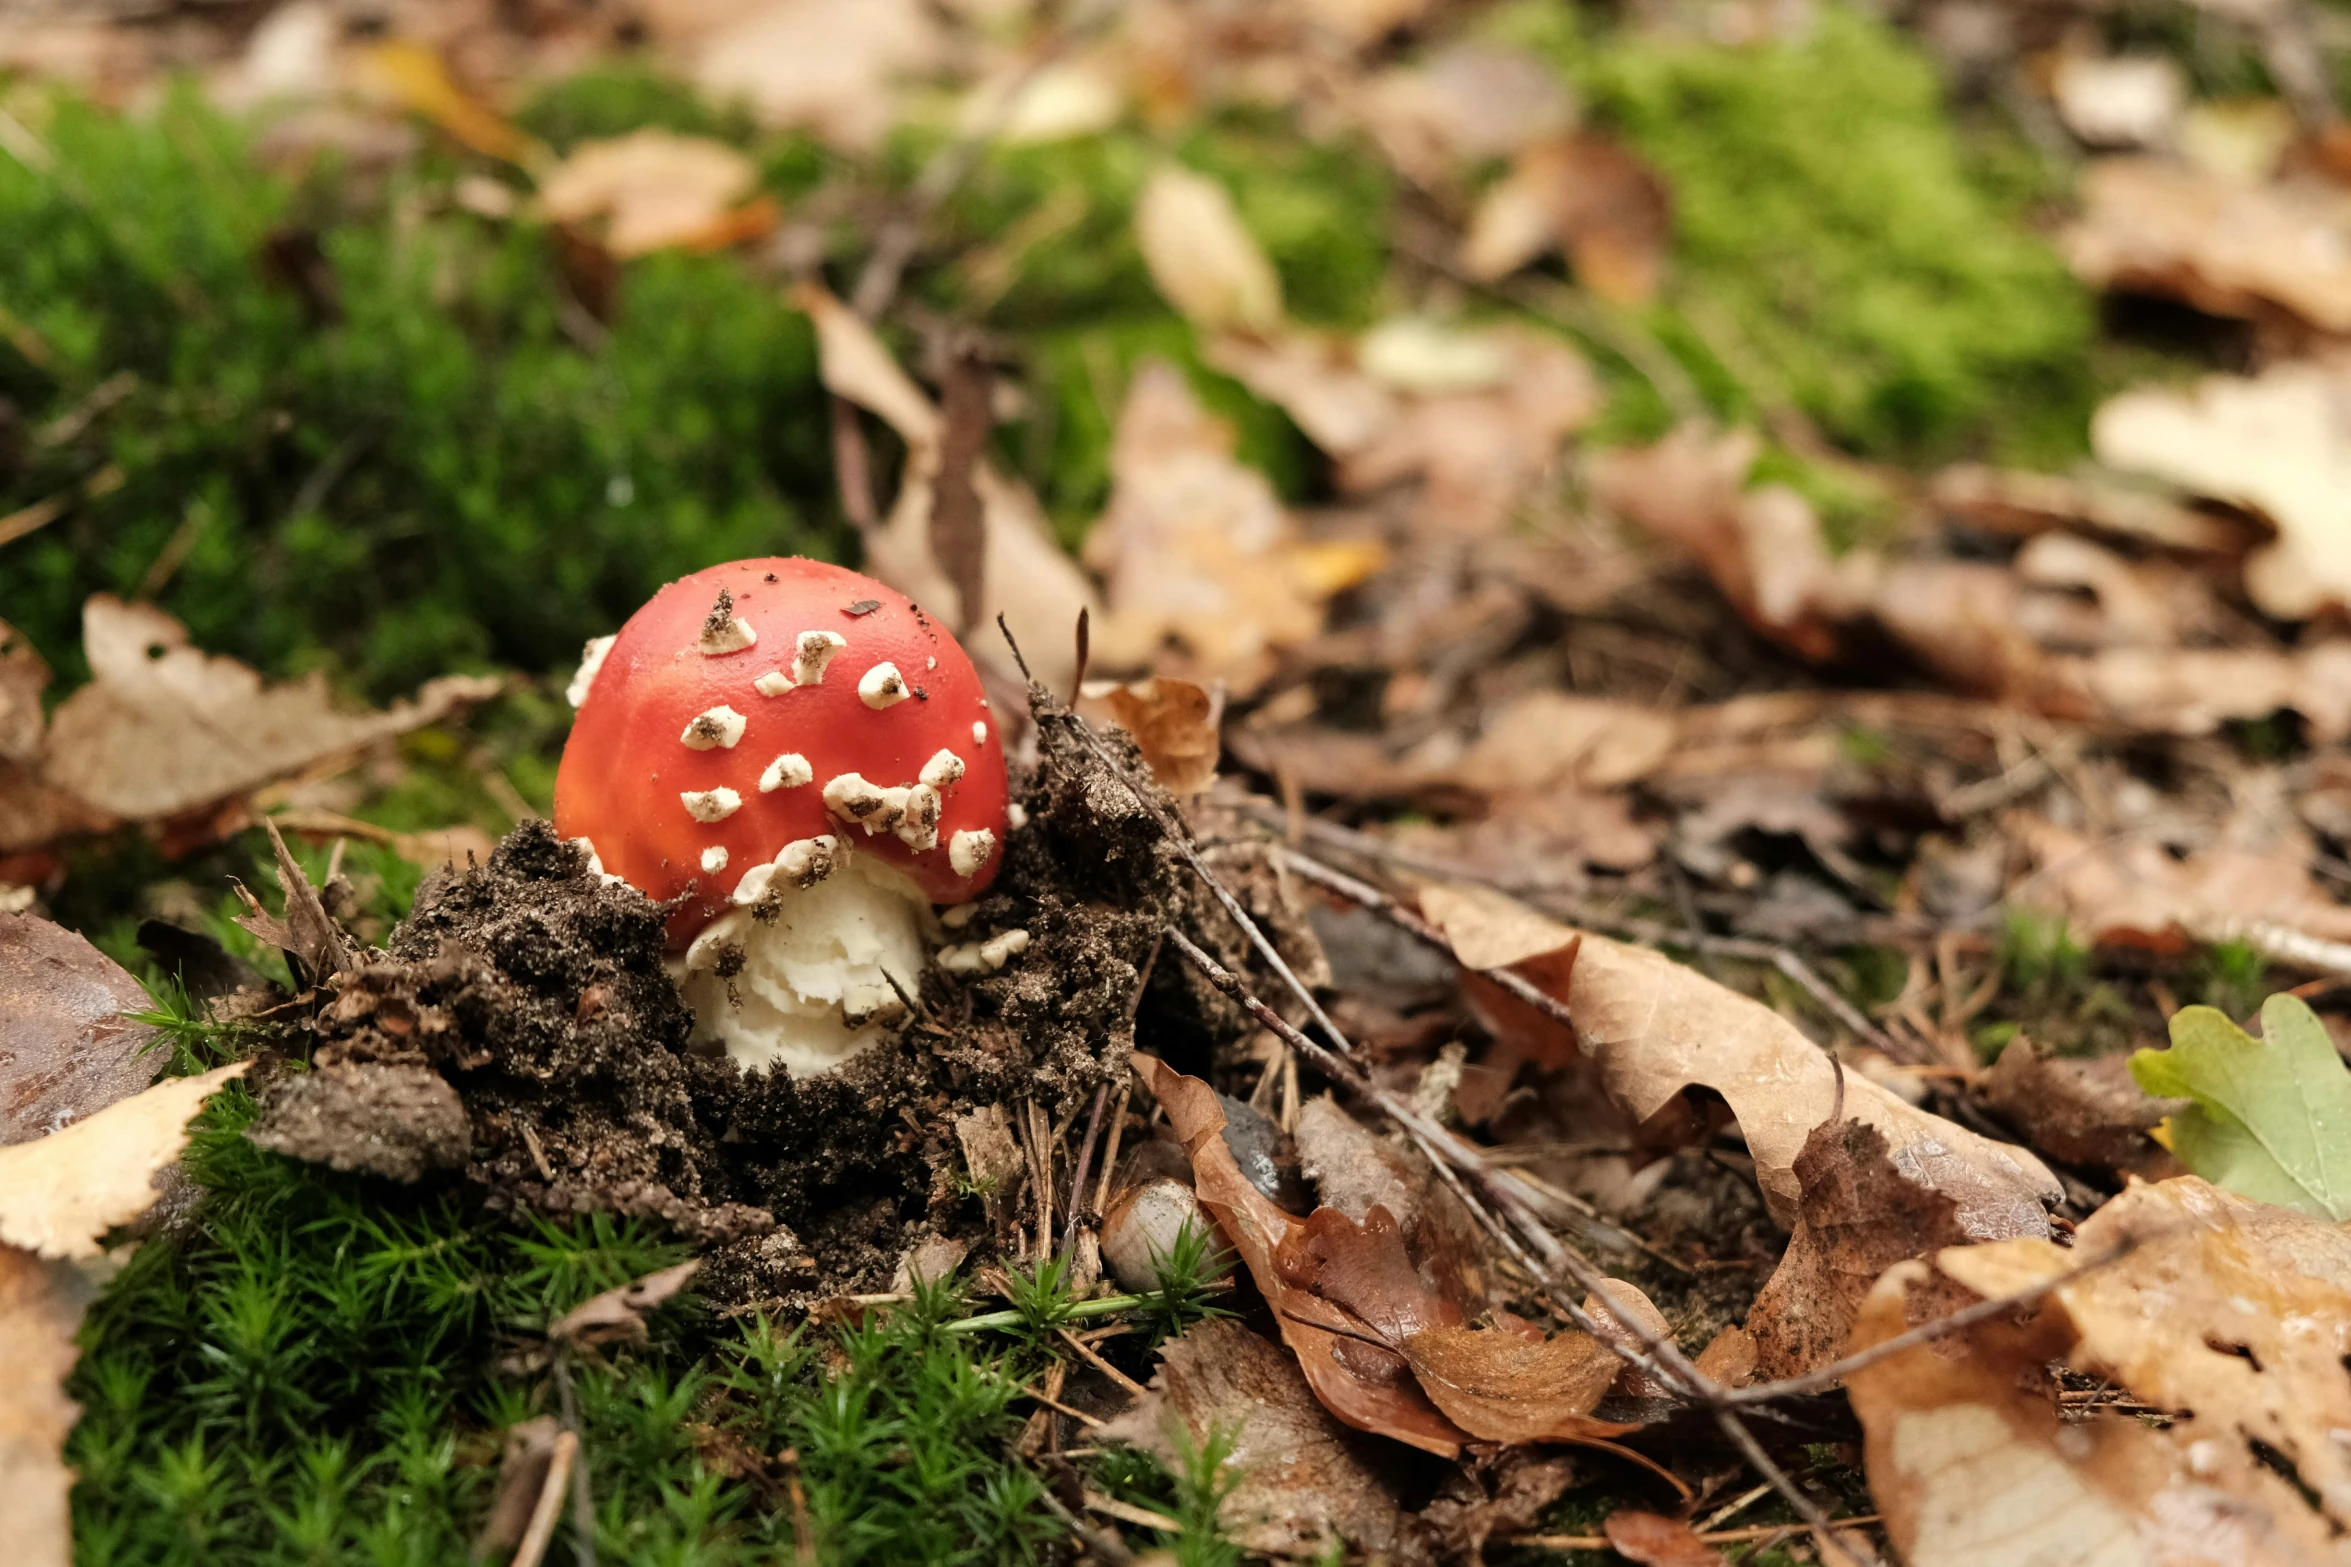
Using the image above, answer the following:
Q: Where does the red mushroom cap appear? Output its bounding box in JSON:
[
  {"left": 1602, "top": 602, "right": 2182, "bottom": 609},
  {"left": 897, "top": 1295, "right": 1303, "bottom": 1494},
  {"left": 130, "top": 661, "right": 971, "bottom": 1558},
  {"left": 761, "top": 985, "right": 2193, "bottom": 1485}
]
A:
[{"left": 554, "top": 557, "right": 1009, "bottom": 946}]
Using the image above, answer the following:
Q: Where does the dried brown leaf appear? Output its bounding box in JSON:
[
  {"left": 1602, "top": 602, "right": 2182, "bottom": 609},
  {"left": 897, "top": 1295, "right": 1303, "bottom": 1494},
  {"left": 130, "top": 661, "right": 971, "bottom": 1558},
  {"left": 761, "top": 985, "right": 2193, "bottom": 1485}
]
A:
[
  {"left": 0, "top": 621, "right": 45, "bottom": 767},
  {"left": 1980, "top": 1037, "right": 2183, "bottom": 1178},
  {"left": 1099, "top": 1318, "right": 1426, "bottom": 1562},
  {"left": 1605, "top": 1510, "right": 1728, "bottom": 1566},
  {"left": 549, "top": 1258, "right": 701, "bottom": 1347},
  {"left": 1415, "top": 882, "right": 2061, "bottom": 1228},
  {"left": 0, "top": 1245, "right": 105, "bottom": 1567},
  {"left": 1079, "top": 676, "right": 1220, "bottom": 795},
  {"left": 1744, "top": 1119, "right": 1999, "bottom": 1381},
  {"left": 1462, "top": 134, "right": 1672, "bottom": 305},
  {"left": 1135, "top": 1054, "right": 1645, "bottom": 1454},
  {"left": 10, "top": 596, "right": 499, "bottom": 854},
  {"left": 0, "top": 912, "right": 163, "bottom": 1143}
]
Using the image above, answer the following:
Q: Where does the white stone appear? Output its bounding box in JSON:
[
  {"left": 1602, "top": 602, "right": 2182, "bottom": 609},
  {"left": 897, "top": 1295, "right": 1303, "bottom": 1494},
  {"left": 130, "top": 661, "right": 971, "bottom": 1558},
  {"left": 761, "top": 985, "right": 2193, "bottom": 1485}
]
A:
[
  {"left": 759, "top": 752, "right": 813, "bottom": 792},
  {"left": 682, "top": 787, "right": 742, "bottom": 822},
  {"left": 680, "top": 705, "right": 748, "bottom": 750}
]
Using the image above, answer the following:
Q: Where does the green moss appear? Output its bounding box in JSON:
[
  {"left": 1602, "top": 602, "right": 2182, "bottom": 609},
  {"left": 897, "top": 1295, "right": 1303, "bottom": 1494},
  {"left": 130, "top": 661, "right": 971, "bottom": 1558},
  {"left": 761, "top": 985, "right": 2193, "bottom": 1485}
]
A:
[
  {"left": 0, "top": 90, "right": 843, "bottom": 695},
  {"left": 1492, "top": 4, "right": 2097, "bottom": 463}
]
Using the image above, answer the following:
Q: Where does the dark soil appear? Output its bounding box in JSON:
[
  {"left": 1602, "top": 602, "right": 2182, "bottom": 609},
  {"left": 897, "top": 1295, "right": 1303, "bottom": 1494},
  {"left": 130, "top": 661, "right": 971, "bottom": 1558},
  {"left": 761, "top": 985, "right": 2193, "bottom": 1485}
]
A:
[{"left": 277, "top": 685, "right": 1321, "bottom": 1304}]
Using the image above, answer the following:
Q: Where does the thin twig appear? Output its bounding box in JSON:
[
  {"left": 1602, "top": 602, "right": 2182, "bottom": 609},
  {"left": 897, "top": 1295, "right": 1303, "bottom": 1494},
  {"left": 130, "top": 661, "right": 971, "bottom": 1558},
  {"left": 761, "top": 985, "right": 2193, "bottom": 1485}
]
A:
[
  {"left": 1093, "top": 1079, "right": 1133, "bottom": 1221},
  {"left": 1058, "top": 1326, "right": 1150, "bottom": 1399},
  {"left": 1508, "top": 1514, "right": 1883, "bottom": 1550},
  {"left": 1725, "top": 1240, "right": 2139, "bottom": 1404},
  {"left": 511, "top": 1428, "right": 579, "bottom": 1567},
  {"left": 551, "top": 1353, "right": 600, "bottom": 1567},
  {"left": 1059, "top": 1080, "right": 1113, "bottom": 1260}
]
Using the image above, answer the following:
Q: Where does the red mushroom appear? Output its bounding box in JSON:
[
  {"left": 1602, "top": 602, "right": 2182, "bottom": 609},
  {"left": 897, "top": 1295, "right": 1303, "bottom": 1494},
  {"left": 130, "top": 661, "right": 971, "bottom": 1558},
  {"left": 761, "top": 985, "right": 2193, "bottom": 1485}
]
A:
[{"left": 555, "top": 558, "right": 1010, "bottom": 1074}]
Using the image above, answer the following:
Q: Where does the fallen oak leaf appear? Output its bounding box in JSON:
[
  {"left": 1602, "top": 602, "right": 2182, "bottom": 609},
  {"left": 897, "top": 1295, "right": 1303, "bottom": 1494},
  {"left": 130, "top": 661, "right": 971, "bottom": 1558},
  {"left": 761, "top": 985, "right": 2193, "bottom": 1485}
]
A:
[
  {"left": 537, "top": 129, "right": 763, "bottom": 257},
  {"left": 2130, "top": 993, "right": 2351, "bottom": 1220},
  {"left": 1604, "top": 1510, "right": 1728, "bottom": 1566},
  {"left": 0, "top": 911, "right": 163, "bottom": 1143},
  {"left": 1850, "top": 1178, "right": 2351, "bottom": 1564}
]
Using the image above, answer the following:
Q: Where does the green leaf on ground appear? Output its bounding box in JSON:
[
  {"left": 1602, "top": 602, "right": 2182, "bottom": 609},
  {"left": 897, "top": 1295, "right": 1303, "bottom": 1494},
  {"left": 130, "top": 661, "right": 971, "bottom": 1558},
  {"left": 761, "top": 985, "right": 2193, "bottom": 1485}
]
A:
[{"left": 2131, "top": 994, "right": 2351, "bottom": 1220}]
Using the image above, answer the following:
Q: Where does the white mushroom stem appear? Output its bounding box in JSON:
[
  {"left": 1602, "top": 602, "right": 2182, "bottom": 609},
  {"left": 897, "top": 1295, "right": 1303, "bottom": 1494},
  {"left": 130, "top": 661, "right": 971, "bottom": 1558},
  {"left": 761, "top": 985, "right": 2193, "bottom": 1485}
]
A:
[{"left": 671, "top": 845, "right": 933, "bottom": 1077}]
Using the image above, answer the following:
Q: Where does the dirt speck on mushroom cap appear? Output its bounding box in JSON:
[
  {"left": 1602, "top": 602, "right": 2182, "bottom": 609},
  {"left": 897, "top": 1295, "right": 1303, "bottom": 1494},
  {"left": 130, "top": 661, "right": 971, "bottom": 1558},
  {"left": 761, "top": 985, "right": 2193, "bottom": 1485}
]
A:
[{"left": 556, "top": 558, "right": 1009, "bottom": 943}]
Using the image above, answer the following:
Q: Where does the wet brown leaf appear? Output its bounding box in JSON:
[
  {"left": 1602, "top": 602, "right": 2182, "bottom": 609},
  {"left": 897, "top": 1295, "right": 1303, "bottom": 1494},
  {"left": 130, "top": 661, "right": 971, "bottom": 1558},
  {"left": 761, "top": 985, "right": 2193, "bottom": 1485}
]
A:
[
  {"left": 1081, "top": 363, "right": 1334, "bottom": 691},
  {"left": 538, "top": 129, "right": 762, "bottom": 257},
  {"left": 6, "top": 596, "right": 499, "bottom": 855},
  {"left": 549, "top": 1258, "right": 701, "bottom": 1347},
  {"left": 1415, "top": 882, "right": 2061, "bottom": 1228},
  {"left": 1849, "top": 1177, "right": 2351, "bottom": 1565},
  {"left": 1461, "top": 134, "right": 1672, "bottom": 305},
  {"left": 0, "top": 912, "right": 162, "bottom": 1144},
  {"left": 1099, "top": 1317, "right": 1427, "bottom": 1562}
]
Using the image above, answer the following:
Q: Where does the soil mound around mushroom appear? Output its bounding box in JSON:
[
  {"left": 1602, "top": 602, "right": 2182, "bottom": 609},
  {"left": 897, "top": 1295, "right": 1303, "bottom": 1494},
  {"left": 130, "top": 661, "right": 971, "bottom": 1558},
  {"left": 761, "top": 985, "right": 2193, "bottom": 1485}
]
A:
[{"left": 282, "top": 688, "right": 1322, "bottom": 1303}]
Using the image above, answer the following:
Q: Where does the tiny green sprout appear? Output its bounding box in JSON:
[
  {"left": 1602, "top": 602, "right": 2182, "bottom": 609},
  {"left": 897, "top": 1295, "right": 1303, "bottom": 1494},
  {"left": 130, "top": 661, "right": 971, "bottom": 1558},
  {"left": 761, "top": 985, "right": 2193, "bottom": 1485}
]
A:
[
  {"left": 127, "top": 977, "right": 269, "bottom": 1076},
  {"left": 1136, "top": 1219, "right": 1235, "bottom": 1346},
  {"left": 1000, "top": 1252, "right": 1083, "bottom": 1345},
  {"left": 1166, "top": 1421, "right": 1245, "bottom": 1567}
]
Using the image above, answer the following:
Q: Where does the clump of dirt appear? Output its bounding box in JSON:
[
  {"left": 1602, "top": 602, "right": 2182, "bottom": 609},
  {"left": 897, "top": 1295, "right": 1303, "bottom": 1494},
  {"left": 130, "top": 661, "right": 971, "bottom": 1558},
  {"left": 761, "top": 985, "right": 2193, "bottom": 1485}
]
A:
[{"left": 287, "top": 686, "right": 1327, "bottom": 1303}]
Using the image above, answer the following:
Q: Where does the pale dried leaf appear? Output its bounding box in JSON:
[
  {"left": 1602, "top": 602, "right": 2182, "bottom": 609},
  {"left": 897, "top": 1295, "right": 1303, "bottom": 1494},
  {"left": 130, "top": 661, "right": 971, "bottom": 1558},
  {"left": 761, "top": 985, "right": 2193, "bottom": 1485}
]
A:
[
  {"left": 1415, "top": 882, "right": 2061, "bottom": 1226},
  {"left": 538, "top": 129, "right": 759, "bottom": 256},
  {"left": 1082, "top": 363, "right": 1328, "bottom": 689},
  {"left": 1135, "top": 166, "right": 1282, "bottom": 332},
  {"left": 0, "top": 1244, "right": 107, "bottom": 1567},
  {"left": 0, "top": 1063, "right": 247, "bottom": 1259},
  {"left": 2009, "top": 808, "right": 2351, "bottom": 956},
  {"left": 1851, "top": 1179, "right": 2351, "bottom": 1565},
  {"left": 2093, "top": 360, "right": 2351, "bottom": 620},
  {"left": 0, "top": 621, "right": 44, "bottom": 766},
  {"left": 1605, "top": 1511, "right": 1728, "bottom": 1566},
  {"left": 687, "top": 0, "right": 943, "bottom": 150},
  {"left": 1448, "top": 691, "right": 1678, "bottom": 793},
  {"left": 1359, "top": 43, "right": 1576, "bottom": 183},
  {"left": 22, "top": 596, "right": 499, "bottom": 848},
  {"left": 0, "top": 914, "right": 161, "bottom": 1144},
  {"left": 2064, "top": 159, "right": 2351, "bottom": 333},
  {"left": 549, "top": 1258, "right": 701, "bottom": 1346},
  {"left": 2052, "top": 56, "right": 2184, "bottom": 148}
]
